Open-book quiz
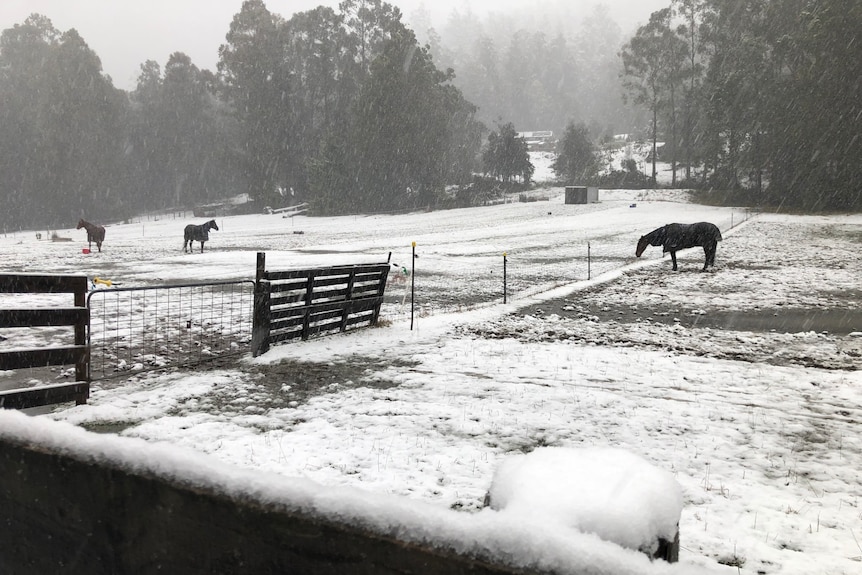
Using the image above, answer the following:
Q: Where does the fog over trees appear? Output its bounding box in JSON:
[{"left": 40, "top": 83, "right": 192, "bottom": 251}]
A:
[
  {"left": 413, "top": 3, "right": 639, "bottom": 140},
  {"left": 0, "top": 0, "right": 859, "bottom": 229}
]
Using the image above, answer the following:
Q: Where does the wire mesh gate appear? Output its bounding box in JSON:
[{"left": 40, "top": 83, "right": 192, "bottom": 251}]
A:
[{"left": 86, "top": 280, "right": 254, "bottom": 380}]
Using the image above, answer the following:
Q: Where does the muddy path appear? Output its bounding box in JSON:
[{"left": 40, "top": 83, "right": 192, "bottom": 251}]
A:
[{"left": 471, "top": 219, "right": 862, "bottom": 370}]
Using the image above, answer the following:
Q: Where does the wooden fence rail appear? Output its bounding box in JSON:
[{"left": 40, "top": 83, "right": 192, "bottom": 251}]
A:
[
  {"left": 0, "top": 273, "right": 89, "bottom": 409},
  {"left": 252, "top": 252, "right": 389, "bottom": 356}
]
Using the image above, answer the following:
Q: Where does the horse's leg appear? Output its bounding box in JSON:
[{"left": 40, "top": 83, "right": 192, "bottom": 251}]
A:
[
  {"left": 703, "top": 243, "right": 715, "bottom": 269},
  {"left": 670, "top": 251, "right": 678, "bottom": 271}
]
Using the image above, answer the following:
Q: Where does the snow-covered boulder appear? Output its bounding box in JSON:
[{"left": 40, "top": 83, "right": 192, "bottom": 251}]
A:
[{"left": 486, "top": 446, "right": 683, "bottom": 561}]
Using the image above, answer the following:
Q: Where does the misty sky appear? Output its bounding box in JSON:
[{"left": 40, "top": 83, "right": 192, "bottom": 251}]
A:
[{"left": 0, "top": 0, "right": 669, "bottom": 91}]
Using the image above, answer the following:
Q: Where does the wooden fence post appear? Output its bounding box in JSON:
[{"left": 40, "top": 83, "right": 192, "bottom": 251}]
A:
[
  {"left": 301, "top": 271, "right": 315, "bottom": 340},
  {"left": 340, "top": 270, "right": 357, "bottom": 332},
  {"left": 252, "top": 284, "right": 271, "bottom": 357},
  {"left": 256, "top": 252, "right": 266, "bottom": 283},
  {"left": 370, "top": 266, "right": 389, "bottom": 325},
  {"left": 73, "top": 283, "right": 89, "bottom": 404},
  {"left": 252, "top": 253, "right": 271, "bottom": 357}
]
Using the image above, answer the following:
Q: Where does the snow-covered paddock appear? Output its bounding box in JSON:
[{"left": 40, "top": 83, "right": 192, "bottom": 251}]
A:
[{"left": 2, "top": 191, "right": 861, "bottom": 574}]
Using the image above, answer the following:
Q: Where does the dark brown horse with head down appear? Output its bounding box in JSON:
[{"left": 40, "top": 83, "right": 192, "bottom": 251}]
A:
[
  {"left": 183, "top": 219, "right": 219, "bottom": 253},
  {"left": 636, "top": 222, "right": 722, "bottom": 271},
  {"left": 77, "top": 219, "right": 105, "bottom": 252}
]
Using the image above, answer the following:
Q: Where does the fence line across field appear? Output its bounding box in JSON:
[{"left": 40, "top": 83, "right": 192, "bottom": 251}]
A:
[
  {"left": 0, "top": 273, "right": 90, "bottom": 409},
  {"left": 380, "top": 209, "right": 754, "bottom": 321},
  {"left": 86, "top": 280, "right": 254, "bottom": 380},
  {"left": 8, "top": 209, "right": 753, "bottom": 383}
]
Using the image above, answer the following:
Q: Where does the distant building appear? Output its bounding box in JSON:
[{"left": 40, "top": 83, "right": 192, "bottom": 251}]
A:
[
  {"left": 516, "top": 130, "right": 556, "bottom": 151},
  {"left": 565, "top": 186, "right": 599, "bottom": 204}
]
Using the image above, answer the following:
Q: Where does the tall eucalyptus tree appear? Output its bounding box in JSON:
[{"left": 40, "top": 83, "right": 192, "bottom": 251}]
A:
[
  {"left": 620, "top": 9, "right": 678, "bottom": 184},
  {"left": 219, "top": 0, "right": 288, "bottom": 207},
  {"left": 672, "top": 0, "right": 706, "bottom": 182},
  {"left": 311, "top": 21, "right": 483, "bottom": 214}
]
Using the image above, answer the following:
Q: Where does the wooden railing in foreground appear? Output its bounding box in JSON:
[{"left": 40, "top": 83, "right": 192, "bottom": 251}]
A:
[
  {"left": 0, "top": 418, "right": 549, "bottom": 575},
  {"left": 0, "top": 273, "right": 89, "bottom": 409},
  {"left": 252, "top": 252, "right": 389, "bottom": 356}
]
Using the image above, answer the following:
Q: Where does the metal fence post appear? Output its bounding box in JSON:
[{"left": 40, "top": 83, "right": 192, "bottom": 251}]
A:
[
  {"left": 503, "top": 252, "right": 507, "bottom": 304},
  {"left": 410, "top": 242, "right": 416, "bottom": 330}
]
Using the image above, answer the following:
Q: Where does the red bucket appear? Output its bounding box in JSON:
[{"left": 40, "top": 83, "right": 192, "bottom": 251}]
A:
[{"left": 82, "top": 248, "right": 90, "bottom": 254}]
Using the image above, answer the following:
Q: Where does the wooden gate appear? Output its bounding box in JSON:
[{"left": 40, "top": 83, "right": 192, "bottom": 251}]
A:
[
  {"left": 252, "top": 253, "right": 389, "bottom": 356},
  {"left": 0, "top": 274, "right": 89, "bottom": 409}
]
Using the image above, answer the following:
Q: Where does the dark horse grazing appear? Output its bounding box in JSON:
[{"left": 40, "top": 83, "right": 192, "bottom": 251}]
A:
[
  {"left": 636, "top": 222, "right": 722, "bottom": 271},
  {"left": 77, "top": 219, "right": 105, "bottom": 252},
  {"left": 183, "top": 219, "right": 219, "bottom": 253}
]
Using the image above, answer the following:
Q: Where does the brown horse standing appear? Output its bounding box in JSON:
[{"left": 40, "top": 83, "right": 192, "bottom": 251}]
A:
[{"left": 77, "top": 219, "right": 105, "bottom": 252}]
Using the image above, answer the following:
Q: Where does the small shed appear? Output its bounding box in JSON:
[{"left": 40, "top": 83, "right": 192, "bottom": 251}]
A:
[{"left": 565, "top": 186, "right": 599, "bottom": 204}]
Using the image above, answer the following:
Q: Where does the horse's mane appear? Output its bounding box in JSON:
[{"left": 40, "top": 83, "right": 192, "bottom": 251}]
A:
[{"left": 643, "top": 225, "right": 668, "bottom": 246}]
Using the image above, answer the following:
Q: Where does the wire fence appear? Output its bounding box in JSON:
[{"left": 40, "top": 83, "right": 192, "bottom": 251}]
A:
[
  {"left": 86, "top": 280, "right": 254, "bottom": 380},
  {"left": 75, "top": 208, "right": 754, "bottom": 376},
  {"left": 380, "top": 208, "right": 755, "bottom": 320}
]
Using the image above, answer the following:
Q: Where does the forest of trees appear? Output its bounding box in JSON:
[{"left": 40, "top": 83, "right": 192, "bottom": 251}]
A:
[
  {"left": 617, "top": 0, "right": 861, "bottom": 209},
  {"left": 0, "top": 0, "right": 859, "bottom": 230},
  {"left": 422, "top": 0, "right": 860, "bottom": 210},
  {"left": 0, "top": 0, "right": 485, "bottom": 229}
]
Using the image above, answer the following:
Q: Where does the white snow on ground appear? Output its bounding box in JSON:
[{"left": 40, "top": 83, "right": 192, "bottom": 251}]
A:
[
  {"left": 2, "top": 187, "right": 861, "bottom": 575},
  {"left": 531, "top": 150, "right": 558, "bottom": 182}
]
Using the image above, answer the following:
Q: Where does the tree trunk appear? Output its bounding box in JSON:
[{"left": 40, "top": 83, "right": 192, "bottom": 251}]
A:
[{"left": 651, "top": 104, "right": 658, "bottom": 187}]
